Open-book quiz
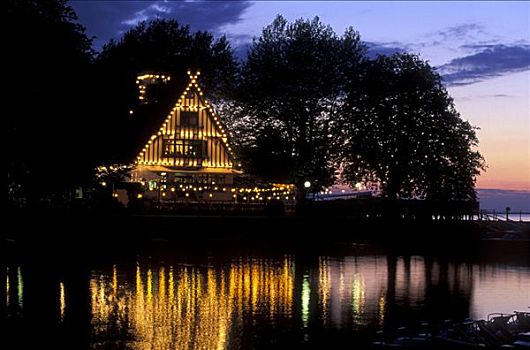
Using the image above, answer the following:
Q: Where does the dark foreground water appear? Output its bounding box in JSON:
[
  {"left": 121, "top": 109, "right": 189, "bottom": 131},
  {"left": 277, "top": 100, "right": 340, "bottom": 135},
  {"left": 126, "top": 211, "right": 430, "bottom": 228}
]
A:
[{"left": 2, "top": 240, "right": 529, "bottom": 349}]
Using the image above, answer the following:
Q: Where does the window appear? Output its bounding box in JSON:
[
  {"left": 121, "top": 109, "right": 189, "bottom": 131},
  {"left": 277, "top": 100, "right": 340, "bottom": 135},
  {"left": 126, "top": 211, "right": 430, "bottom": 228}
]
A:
[
  {"left": 181, "top": 111, "right": 198, "bottom": 127},
  {"left": 172, "top": 175, "right": 227, "bottom": 185},
  {"left": 196, "top": 175, "right": 226, "bottom": 184},
  {"left": 148, "top": 180, "right": 157, "bottom": 191},
  {"left": 163, "top": 139, "right": 206, "bottom": 158}
]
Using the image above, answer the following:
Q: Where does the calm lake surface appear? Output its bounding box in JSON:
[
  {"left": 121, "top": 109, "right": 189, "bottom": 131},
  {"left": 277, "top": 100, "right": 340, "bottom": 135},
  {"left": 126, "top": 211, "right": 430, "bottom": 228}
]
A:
[{"left": 2, "top": 240, "right": 530, "bottom": 349}]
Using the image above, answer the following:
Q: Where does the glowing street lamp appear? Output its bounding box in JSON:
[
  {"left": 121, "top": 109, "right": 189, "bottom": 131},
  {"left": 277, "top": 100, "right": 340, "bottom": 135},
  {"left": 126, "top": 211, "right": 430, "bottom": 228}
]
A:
[{"left": 304, "top": 181, "right": 311, "bottom": 189}]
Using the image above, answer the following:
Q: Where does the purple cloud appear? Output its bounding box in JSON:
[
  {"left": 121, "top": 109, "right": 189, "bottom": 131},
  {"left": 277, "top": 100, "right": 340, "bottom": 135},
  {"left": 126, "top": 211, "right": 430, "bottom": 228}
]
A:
[{"left": 438, "top": 44, "right": 530, "bottom": 85}]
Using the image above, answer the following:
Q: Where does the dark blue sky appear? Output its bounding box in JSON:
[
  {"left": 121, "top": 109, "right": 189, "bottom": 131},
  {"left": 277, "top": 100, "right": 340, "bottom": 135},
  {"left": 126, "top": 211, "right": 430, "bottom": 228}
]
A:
[{"left": 71, "top": 0, "right": 529, "bottom": 86}]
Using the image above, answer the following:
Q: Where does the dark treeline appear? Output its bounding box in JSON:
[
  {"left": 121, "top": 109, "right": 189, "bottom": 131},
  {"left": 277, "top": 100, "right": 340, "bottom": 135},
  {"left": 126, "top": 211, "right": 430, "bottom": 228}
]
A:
[{"left": 6, "top": 0, "right": 485, "bottom": 212}]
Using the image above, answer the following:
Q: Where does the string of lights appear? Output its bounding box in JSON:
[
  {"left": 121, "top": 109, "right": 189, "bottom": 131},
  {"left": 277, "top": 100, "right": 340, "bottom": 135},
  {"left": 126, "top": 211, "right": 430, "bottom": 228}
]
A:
[{"left": 134, "top": 71, "right": 236, "bottom": 167}]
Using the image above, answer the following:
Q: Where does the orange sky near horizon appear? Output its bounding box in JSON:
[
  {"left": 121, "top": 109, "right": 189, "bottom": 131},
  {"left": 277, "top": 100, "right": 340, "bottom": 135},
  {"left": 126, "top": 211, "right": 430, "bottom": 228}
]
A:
[{"left": 450, "top": 71, "right": 530, "bottom": 191}]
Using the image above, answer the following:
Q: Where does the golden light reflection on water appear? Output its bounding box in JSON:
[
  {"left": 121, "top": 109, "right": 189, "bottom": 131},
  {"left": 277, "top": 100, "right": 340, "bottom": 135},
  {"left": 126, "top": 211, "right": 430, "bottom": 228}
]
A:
[
  {"left": 351, "top": 272, "right": 366, "bottom": 322},
  {"left": 6, "top": 267, "right": 9, "bottom": 308},
  {"left": 90, "top": 257, "right": 295, "bottom": 349},
  {"left": 1, "top": 254, "right": 529, "bottom": 349},
  {"left": 378, "top": 293, "right": 386, "bottom": 326},
  {"left": 318, "top": 257, "right": 331, "bottom": 325},
  {"left": 59, "top": 282, "right": 65, "bottom": 321},
  {"left": 4, "top": 266, "right": 24, "bottom": 318},
  {"left": 316, "top": 256, "right": 388, "bottom": 328},
  {"left": 90, "top": 256, "right": 460, "bottom": 346},
  {"left": 24, "top": 254, "right": 523, "bottom": 349},
  {"left": 17, "top": 267, "right": 23, "bottom": 309}
]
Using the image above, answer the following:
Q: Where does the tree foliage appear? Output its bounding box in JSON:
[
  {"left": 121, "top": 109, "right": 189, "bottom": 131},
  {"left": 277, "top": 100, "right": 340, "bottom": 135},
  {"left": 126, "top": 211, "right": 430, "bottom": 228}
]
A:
[
  {"left": 230, "top": 16, "right": 365, "bottom": 190},
  {"left": 6, "top": 0, "right": 95, "bottom": 205},
  {"left": 340, "top": 53, "right": 485, "bottom": 201},
  {"left": 98, "top": 19, "right": 238, "bottom": 99}
]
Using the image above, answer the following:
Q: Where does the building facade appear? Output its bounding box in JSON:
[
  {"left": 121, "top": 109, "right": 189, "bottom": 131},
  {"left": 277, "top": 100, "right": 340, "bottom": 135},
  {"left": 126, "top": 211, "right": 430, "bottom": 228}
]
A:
[{"left": 130, "top": 71, "right": 241, "bottom": 201}]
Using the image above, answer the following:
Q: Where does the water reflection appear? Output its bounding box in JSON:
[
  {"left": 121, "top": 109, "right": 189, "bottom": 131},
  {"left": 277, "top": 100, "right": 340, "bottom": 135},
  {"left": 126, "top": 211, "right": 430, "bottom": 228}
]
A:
[
  {"left": 317, "top": 256, "right": 382, "bottom": 328},
  {"left": 3, "top": 253, "right": 530, "bottom": 349},
  {"left": 4, "top": 266, "right": 24, "bottom": 318},
  {"left": 90, "top": 257, "right": 295, "bottom": 349},
  {"left": 59, "top": 282, "right": 65, "bottom": 321},
  {"left": 471, "top": 264, "right": 530, "bottom": 319},
  {"left": 301, "top": 273, "right": 310, "bottom": 328}
]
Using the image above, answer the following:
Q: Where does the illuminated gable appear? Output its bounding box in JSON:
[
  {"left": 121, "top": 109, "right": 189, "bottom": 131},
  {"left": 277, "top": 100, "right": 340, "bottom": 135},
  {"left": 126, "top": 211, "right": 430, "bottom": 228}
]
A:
[{"left": 134, "top": 71, "right": 235, "bottom": 170}]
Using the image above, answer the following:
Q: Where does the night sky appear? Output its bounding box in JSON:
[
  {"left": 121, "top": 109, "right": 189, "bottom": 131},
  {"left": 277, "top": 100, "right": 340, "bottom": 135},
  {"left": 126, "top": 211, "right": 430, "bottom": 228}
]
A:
[{"left": 70, "top": 0, "right": 530, "bottom": 209}]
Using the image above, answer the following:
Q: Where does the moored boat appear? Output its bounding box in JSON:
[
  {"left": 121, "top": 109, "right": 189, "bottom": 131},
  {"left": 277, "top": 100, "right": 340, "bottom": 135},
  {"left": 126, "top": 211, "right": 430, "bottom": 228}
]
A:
[{"left": 372, "top": 311, "right": 530, "bottom": 349}]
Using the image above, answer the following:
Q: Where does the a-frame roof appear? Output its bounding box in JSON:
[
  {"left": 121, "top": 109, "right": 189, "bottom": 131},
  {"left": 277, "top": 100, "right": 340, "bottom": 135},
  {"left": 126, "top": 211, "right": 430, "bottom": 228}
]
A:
[{"left": 134, "top": 70, "right": 236, "bottom": 169}]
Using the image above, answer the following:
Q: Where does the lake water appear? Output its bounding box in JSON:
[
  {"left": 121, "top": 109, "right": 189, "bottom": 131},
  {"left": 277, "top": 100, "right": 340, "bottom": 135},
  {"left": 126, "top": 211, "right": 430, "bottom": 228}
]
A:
[{"left": 2, "top": 242, "right": 530, "bottom": 349}]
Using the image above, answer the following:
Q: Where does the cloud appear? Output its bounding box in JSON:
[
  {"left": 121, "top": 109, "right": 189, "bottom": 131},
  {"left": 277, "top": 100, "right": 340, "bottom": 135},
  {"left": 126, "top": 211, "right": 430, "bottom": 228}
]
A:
[
  {"left": 361, "top": 39, "right": 529, "bottom": 88},
  {"left": 123, "top": 3, "right": 175, "bottom": 26},
  {"left": 419, "top": 23, "right": 503, "bottom": 50},
  {"left": 71, "top": 1, "right": 252, "bottom": 51},
  {"left": 437, "top": 44, "right": 530, "bottom": 86},
  {"left": 455, "top": 94, "right": 515, "bottom": 102},
  {"left": 427, "top": 24, "right": 488, "bottom": 42},
  {"left": 489, "top": 94, "right": 512, "bottom": 98},
  {"left": 365, "top": 42, "right": 408, "bottom": 58},
  {"left": 224, "top": 33, "right": 253, "bottom": 61}
]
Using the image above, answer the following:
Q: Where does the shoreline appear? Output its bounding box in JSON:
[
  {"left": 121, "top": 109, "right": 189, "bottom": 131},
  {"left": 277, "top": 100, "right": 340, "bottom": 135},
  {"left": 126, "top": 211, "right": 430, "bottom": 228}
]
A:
[{"left": 3, "top": 214, "right": 529, "bottom": 260}]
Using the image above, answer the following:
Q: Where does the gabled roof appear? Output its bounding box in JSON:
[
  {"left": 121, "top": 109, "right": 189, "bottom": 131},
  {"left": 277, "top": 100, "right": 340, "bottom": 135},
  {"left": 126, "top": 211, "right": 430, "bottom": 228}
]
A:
[{"left": 133, "top": 70, "right": 236, "bottom": 169}]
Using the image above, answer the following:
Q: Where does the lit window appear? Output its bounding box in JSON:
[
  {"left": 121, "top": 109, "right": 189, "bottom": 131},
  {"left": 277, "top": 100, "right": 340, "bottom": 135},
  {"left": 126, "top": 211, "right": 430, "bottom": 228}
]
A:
[{"left": 163, "top": 139, "right": 206, "bottom": 159}]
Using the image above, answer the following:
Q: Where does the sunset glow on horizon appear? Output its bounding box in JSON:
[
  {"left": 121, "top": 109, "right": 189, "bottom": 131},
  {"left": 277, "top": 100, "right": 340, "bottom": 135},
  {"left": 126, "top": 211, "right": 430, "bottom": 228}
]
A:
[{"left": 450, "top": 71, "right": 529, "bottom": 191}]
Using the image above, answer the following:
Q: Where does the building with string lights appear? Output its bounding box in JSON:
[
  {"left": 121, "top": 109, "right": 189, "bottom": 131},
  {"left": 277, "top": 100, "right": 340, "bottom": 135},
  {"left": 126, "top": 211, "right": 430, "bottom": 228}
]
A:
[
  {"left": 128, "top": 70, "right": 242, "bottom": 202},
  {"left": 94, "top": 70, "right": 296, "bottom": 206}
]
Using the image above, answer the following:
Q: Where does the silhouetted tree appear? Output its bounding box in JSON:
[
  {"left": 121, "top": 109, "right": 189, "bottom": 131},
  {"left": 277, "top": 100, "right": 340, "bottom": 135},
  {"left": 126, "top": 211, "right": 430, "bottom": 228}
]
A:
[
  {"left": 340, "top": 53, "right": 485, "bottom": 201},
  {"left": 6, "top": 0, "right": 95, "bottom": 208},
  {"left": 94, "top": 19, "right": 238, "bottom": 164},
  {"left": 230, "top": 16, "right": 365, "bottom": 195}
]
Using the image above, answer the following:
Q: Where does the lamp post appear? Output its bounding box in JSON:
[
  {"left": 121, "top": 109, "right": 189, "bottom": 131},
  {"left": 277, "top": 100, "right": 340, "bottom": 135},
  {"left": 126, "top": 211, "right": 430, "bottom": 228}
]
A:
[{"left": 303, "top": 181, "right": 314, "bottom": 201}]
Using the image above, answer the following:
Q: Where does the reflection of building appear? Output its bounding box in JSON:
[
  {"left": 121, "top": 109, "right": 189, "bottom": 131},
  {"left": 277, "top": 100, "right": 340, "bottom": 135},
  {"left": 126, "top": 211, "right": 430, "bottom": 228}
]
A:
[
  {"left": 15, "top": 254, "right": 530, "bottom": 349},
  {"left": 3, "top": 266, "right": 24, "bottom": 318},
  {"left": 89, "top": 258, "right": 295, "bottom": 350},
  {"left": 130, "top": 71, "right": 242, "bottom": 202}
]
